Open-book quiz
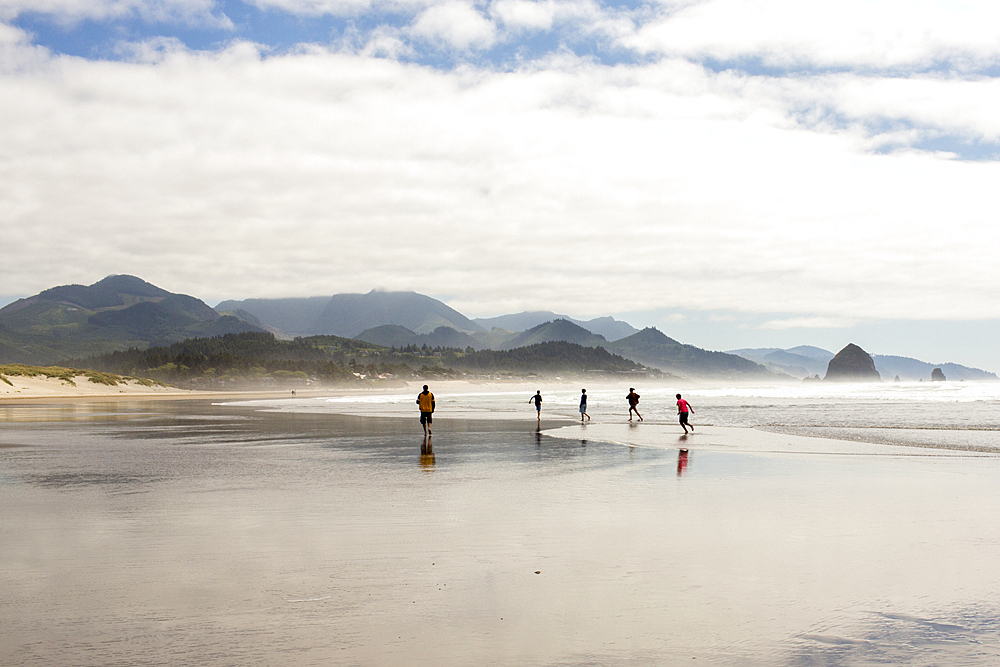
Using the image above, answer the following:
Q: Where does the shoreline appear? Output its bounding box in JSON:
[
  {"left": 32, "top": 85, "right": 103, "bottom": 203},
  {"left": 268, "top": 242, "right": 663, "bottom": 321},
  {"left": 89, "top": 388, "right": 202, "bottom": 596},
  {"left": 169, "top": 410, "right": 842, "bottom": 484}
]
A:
[
  {"left": 5, "top": 379, "right": 1000, "bottom": 457},
  {"left": 0, "top": 378, "right": 565, "bottom": 405}
]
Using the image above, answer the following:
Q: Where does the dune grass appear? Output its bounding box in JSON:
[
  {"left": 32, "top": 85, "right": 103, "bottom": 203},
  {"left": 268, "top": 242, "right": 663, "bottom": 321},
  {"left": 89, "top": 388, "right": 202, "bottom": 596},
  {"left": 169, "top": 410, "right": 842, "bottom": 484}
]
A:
[{"left": 0, "top": 364, "right": 167, "bottom": 388}]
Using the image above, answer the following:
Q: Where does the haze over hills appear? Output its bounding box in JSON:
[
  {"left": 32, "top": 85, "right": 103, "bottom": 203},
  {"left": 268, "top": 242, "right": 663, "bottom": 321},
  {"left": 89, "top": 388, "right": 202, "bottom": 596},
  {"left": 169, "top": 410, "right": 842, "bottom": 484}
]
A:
[
  {"left": 218, "top": 291, "right": 485, "bottom": 338},
  {"left": 872, "top": 356, "right": 997, "bottom": 382},
  {"left": 473, "top": 312, "right": 638, "bottom": 341},
  {"left": 354, "top": 324, "right": 481, "bottom": 350},
  {"left": 213, "top": 297, "right": 331, "bottom": 337},
  {"left": 729, "top": 347, "right": 833, "bottom": 378},
  {"left": 611, "top": 328, "right": 778, "bottom": 380},
  {"left": 0, "top": 275, "right": 262, "bottom": 365},
  {"left": 2, "top": 275, "right": 995, "bottom": 382},
  {"left": 730, "top": 346, "right": 997, "bottom": 381}
]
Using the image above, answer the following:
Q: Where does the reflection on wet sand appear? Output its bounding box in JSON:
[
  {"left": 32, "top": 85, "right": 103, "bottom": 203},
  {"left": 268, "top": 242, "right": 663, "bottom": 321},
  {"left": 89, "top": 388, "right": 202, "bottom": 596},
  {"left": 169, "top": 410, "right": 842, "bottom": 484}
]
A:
[
  {"left": 420, "top": 436, "right": 435, "bottom": 469},
  {"left": 4, "top": 399, "right": 1000, "bottom": 666}
]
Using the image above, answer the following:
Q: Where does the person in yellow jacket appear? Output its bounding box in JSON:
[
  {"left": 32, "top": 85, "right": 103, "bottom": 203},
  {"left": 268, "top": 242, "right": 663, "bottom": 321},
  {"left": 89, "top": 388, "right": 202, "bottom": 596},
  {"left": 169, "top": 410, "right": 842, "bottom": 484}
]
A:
[{"left": 416, "top": 384, "right": 435, "bottom": 436}]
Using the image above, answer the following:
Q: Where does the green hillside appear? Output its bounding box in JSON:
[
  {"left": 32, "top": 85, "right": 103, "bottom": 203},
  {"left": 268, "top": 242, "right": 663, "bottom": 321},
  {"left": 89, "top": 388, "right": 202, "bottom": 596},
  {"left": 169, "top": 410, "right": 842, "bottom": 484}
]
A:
[
  {"left": 500, "top": 319, "right": 608, "bottom": 350},
  {"left": 355, "top": 324, "right": 480, "bottom": 350},
  {"left": 70, "top": 332, "right": 655, "bottom": 385},
  {"left": 445, "top": 341, "right": 649, "bottom": 375},
  {"left": 0, "top": 275, "right": 264, "bottom": 364}
]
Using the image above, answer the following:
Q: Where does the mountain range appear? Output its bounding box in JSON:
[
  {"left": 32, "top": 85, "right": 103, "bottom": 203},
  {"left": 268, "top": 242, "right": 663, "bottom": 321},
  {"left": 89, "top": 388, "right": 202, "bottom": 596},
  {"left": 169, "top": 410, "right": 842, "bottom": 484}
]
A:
[
  {"left": 1, "top": 275, "right": 993, "bottom": 381},
  {"left": 729, "top": 346, "right": 996, "bottom": 381},
  {"left": 217, "top": 291, "right": 484, "bottom": 338},
  {"left": 472, "top": 312, "right": 638, "bottom": 341},
  {"left": 0, "top": 275, "right": 262, "bottom": 365}
]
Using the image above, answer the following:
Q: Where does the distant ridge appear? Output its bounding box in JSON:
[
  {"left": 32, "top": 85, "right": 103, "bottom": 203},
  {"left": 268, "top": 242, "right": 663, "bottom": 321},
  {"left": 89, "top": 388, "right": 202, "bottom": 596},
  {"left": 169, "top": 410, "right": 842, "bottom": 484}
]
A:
[
  {"left": 214, "top": 297, "right": 330, "bottom": 336},
  {"left": 728, "top": 347, "right": 833, "bottom": 378},
  {"left": 873, "top": 355, "right": 997, "bottom": 382},
  {"left": 730, "top": 345, "right": 996, "bottom": 381},
  {"left": 355, "top": 324, "right": 480, "bottom": 350},
  {"left": 611, "top": 328, "right": 776, "bottom": 379},
  {"left": 473, "top": 311, "right": 638, "bottom": 341},
  {"left": 500, "top": 319, "right": 608, "bottom": 350},
  {"left": 218, "top": 290, "right": 485, "bottom": 338}
]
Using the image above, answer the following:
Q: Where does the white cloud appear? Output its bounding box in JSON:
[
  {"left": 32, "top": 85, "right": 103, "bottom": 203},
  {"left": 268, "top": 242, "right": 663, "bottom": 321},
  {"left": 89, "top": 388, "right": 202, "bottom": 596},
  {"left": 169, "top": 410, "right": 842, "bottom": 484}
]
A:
[
  {"left": 244, "top": 0, "right": 377, "bottom": 17},
  {"left": 2, "top": 30, "right": 1000, "bottom": 326},
  {"left": 627, "top": 0, "right": 1000, "bottom": 70},
  {"left": 789, "top": 73, "right": 1000, "bottom": 144},
  {"left": 758, "top": 317, "right": 859, "bottom": 331},
  {"left": 408, "top": 1, "right": 497, "bottom": 50},
  {"left": 0, "top": 0, "right": 232, "bottom": 27},
  {"left": 490, "top": 0, "right": 600, "bottom": 32}
]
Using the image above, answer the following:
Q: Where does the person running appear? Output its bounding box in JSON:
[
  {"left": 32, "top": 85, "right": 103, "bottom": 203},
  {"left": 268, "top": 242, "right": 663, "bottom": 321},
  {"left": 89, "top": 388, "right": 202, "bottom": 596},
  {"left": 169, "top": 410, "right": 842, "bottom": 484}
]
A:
[
  {"left": 626, "top": 388, "right": 642, "bottom": 421},
  {"left": 579, "top": 388, "right": 590, "bottom": 422},
  {"left": 529, "top": 390, "right": 543, "bottom": 422},
  {"left": 676, "top": 393, "right": 694, "bottom": 433},
  {"left": 416, "top": 384, "right": 435, "bottom": 436}
]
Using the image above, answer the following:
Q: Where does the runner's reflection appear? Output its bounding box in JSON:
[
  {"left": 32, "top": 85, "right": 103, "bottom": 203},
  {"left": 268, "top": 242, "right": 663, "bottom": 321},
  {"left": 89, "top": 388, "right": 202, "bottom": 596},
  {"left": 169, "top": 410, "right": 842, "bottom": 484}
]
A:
[{"left": 420, "top": 436, "right": 435, "bottom": 470}]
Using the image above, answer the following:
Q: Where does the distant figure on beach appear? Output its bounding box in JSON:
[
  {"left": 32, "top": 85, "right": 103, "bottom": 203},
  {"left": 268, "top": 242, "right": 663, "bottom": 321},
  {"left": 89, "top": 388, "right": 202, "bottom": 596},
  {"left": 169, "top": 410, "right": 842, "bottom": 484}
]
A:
[
  {"left": 529, "top": 390, "right": 543, "bottom": 422},
  {"left": 579, "top": 389, "right": 590, "bottom": 422},
  {"left": 676, "top": 393, "right": 694, "bottom": 433},
  {"left": 626, "top": 388, "right": 642, "bottom": 421},
  {"left": 416, "top": 384, "right": 435, "bottom": 436}
]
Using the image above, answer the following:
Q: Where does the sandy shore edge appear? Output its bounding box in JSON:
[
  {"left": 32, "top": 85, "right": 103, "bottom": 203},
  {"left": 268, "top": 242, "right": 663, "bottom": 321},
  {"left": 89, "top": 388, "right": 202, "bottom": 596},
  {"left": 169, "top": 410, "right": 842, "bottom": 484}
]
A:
[{"left": 0, "top": 377, "right": 573, "bottom": 404}]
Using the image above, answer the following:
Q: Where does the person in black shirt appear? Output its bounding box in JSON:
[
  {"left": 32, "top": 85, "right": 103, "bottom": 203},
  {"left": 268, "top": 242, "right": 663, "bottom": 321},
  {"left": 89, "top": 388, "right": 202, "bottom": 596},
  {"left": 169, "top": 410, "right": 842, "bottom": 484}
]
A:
[
  {"left": 626, "top": 388, "right": 642, "bottom": 422},
  {"left": 528, "top": 390, "right": 542, "bottom": 422}
]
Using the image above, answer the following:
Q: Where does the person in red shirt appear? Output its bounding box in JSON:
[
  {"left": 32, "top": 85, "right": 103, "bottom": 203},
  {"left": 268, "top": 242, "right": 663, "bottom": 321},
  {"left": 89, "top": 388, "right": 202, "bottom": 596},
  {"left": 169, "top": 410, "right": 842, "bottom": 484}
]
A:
[{"left": 676, "top": 393, "right": 694, "bottom": 433}]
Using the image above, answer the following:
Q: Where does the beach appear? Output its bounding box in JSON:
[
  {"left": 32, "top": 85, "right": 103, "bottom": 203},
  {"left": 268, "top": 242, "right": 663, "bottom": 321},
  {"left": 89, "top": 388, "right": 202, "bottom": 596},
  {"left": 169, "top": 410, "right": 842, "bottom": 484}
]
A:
[
  {"left": 3, "top": 385, "right": 1000, "bottom": 665},
  {"left": 0, "top": 375, "right": 554, "bottom": 403}
]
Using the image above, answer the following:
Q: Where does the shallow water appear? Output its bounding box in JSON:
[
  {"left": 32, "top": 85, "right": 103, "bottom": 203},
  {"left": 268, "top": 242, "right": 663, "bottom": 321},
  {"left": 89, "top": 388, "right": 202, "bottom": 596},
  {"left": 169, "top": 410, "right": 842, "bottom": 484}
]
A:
[
  {"left": 2, "top": 395, "right": 1000, "bottom": 665},
  {"left": 227, "top": 381, "right": 1000, "bottom": 450}
]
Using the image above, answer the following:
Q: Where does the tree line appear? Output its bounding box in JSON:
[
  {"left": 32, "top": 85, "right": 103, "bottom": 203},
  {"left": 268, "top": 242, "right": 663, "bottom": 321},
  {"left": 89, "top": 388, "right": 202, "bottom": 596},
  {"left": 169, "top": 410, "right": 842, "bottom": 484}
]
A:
[{"left": 65, "top": 332, "right": 652, "bottom": 386}]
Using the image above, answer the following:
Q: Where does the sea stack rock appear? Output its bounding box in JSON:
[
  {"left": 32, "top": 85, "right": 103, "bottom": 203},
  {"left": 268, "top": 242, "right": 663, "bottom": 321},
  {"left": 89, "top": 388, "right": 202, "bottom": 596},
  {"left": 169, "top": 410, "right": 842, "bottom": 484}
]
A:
[
  {"left": 824, "top": 343, "right": 881, "bottom": 382},
  {"left": 931, "top": 368, "right": 946, "bottom": 382}
]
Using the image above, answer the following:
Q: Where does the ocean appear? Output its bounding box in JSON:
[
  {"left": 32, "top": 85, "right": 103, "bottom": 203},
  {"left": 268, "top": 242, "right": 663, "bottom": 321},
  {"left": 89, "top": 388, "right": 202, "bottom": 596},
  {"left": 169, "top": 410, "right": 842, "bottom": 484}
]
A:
[{"left": 2, "top": 382, "right": 1000, "bottom": 665}]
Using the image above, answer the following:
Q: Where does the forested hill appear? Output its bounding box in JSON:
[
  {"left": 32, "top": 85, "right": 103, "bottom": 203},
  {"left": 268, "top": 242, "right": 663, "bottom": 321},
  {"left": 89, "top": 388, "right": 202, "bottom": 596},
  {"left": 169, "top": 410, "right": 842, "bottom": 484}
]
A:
[
  {"left": 0, "top": 274, "right": 263, "bottom": 364},
  {"left": 443, "top": 341, "right": 651, "bottom": 375},
  {"left": 65, "top": 332, "right": 398, "bottom": 384},
  {"left": 68, "top": 332, "right": 657, "bottom": 385}
]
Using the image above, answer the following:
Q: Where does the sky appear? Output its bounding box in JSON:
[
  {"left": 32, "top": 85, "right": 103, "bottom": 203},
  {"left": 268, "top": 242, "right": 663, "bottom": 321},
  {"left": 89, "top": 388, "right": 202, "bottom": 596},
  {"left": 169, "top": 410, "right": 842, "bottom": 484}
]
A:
[{"left": 3, "top": 0, "right": 1000, "bottom": 371}]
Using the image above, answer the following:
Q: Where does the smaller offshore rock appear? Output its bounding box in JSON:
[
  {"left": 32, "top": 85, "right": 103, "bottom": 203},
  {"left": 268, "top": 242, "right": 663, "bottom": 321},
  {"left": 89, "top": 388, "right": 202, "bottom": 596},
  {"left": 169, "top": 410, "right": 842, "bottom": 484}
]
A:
[{"left": 931, "top": 368, "right": 947, "bottom": 382}]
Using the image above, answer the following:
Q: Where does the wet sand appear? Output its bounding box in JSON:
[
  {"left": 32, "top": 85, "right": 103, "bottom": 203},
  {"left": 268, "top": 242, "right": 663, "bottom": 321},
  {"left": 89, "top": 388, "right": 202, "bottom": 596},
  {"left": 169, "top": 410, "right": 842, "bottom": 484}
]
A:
[{"left": 2, "top": 399, "right": 1000, "bottom": 665}]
